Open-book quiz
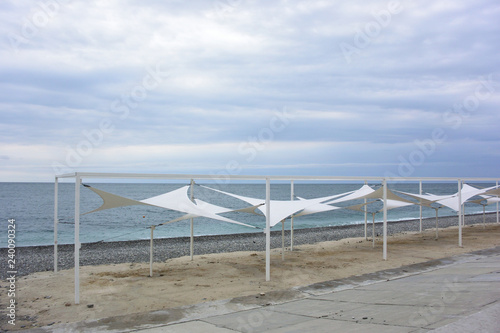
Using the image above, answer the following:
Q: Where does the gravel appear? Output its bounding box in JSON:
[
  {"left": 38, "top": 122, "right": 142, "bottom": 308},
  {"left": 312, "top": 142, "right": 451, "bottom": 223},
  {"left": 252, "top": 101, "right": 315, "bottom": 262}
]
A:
[{"left": 1, "top": 212, "right": 497, "bottom": 279}]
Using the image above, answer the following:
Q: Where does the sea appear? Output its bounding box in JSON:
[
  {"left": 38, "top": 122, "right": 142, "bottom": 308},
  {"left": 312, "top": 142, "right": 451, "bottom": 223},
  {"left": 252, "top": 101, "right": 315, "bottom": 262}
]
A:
[{"left": 1, "top": 181, "right": 498, "bottom": 248}]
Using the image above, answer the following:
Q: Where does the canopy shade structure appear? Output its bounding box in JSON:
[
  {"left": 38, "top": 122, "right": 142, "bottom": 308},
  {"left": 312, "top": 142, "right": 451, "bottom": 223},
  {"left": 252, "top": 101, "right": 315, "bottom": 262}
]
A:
[
  {"left": 435, "top": 184, "right": 498, "bottom": 212},
  {"left": 54, "top": 172, "right": 500, "bottom": 306},
  {"left": 292, "top": 187, "right": 414, "bottom": 216},
  {"left": 345, "top": 201, "right": 377, "bottom": 213},
  {"left": 478, "top": 195, "right": 500, "bottom": 205},
  {"left": 395, "top": 190, "right": 440, "bottom": 208},
  {"left": 326, "top": 185, "right": 415, "bottom": 210},
  {"left": 484, "top": 187, "right": 500, "bottom": 197},
  {"left": 396, "top": 184, "right": 500, "bottom": 211},
  {"left": 82, "top": 185, "right": 148, "bottom": 214},
  {"left": 200, "top": 185, "right": 351, "bottom": 227},
  {"left": 83, "top": 185, "right": 258, "bottom": 229},
  {"left": 345, "top": 198, "right": 413, "bottom": 213},
  {"left": 286, "top": 185, "right": 414, "bottom": 220},
  {"left": 156, "top": 199, "right": 263, "bottom": 228},
  {"left": 383, "top": 199, "right": 415, "bottom": 211},
  {"left": 324, "top": 184, "right": 375, "bottom": 204},
  {"left": 292, "top": 198, "right": 343, "bottom": 218},
  {"left": 470, "top": 194, "right": 500, "bottom": 207},
  {"left": 359, "top": 186, "right": 415, "bottom": 204}
]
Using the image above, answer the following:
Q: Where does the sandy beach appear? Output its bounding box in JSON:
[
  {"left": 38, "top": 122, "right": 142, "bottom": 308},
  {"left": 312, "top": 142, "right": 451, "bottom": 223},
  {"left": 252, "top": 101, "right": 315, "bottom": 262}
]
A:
[{"left": 1, "top": 214, "right": 500, "bottom": 331}]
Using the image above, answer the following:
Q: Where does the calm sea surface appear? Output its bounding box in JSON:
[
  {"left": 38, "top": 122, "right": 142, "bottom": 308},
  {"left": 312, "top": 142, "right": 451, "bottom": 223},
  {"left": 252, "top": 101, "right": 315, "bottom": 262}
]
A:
[{"left": 0, "top": 181, "right": 496, "bottom": 247}]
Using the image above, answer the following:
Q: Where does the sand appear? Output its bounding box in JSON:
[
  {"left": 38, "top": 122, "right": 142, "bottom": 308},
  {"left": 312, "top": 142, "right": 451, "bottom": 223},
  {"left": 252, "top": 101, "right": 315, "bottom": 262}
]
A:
[{"left": 1, "top": 222, "right": 500, "bottom": 330}]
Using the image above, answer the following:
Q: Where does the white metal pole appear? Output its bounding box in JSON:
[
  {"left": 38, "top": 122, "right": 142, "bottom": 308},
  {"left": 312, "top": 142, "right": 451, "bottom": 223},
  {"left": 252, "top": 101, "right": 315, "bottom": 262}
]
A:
[
  {"left": 419, "top": 180, "right": 423, "bottom": 233},
  {"left": 74, "top": 174, "right": 81, "bottom": 304},
  {"left": 290, "top": 180, "right": 294, "bottom": 251},
  {"left": 383, "top": 179, "right": 388, "bottom": 260},
  {"left": 150, "top": 225, "right": 155, "bottom": 277},
  {"left": 497, "top": 180, "right": 499, "bottom": 223},
  {"left": 483, "top": 205, "right": 486, "bottom": 229},
  {"left": 372, "top": 212, "right": 375, "bottom": 248},
  {"left": 265, "top": 178, "right": 271, "bottom": 282},
  {"left": 364, "top": 181, "right": 367, "bottom": 240},
  {"left": 281, "top": 220, "right": 285, "bottom": 261},
  {"left": 435, "top": 208, "right": 439, "bottom": 240},
  {"left": 190, "top": 179, "right": 194, "bottom": 261},
  {"left": 462, "top": 203, "right": 466, "bottom": 227},
  {"left": 458, "top": 179, "right": 462, "bottom": 247},
  {"left": 54, "top": 177, "right": 59, "bottom": 273}
]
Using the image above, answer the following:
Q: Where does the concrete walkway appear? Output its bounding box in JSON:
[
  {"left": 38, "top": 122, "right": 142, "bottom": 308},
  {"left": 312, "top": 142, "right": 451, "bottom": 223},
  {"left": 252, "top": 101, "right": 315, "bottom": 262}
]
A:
[{"left": 25, "top": 247, "right": 500, "bottom": 332}]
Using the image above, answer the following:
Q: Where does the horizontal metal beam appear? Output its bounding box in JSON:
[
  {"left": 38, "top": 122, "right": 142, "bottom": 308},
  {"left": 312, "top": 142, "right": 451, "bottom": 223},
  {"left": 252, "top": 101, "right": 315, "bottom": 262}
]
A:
[{"left": 55, "top": 172, "right": 500, "bottom": 183}]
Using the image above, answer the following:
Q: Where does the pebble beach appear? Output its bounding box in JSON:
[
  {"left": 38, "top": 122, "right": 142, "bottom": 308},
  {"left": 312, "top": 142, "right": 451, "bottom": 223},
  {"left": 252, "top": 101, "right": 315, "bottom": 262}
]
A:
[{"left": 2, "top": 212, "right": 497, "bottom": 279}]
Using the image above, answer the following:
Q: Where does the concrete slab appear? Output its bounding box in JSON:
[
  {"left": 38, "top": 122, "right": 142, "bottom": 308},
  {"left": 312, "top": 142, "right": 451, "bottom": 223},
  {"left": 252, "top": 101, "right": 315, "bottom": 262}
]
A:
[
  {"left": 466, "top": 272, "right": 500, "bottom": 282},
  {"left": 423, "top": 265, "right": 499, "bottom": 277},
  {"left": 137, "top": 320, "right": 236, "bottom": 332},
  {"left": 349, "top": 279, "right": 461, "bottom": 293},
  {"left": 431, "top": 302, "right": 500, "bottom": 333},
  {"left": 269, "top": 298, "right": 365, "bottom": 317},
  {"left": 202, "top": 308, "right": 310, "bottom": 333},
  {"left": 329, "top": 280, "right": 500, "bottom": 314},
  {"left": 265, "top": 318, "right": 415, "bottom": 333},
  {"left": 331, "top": 303, "right": 468, "bottom": 329},
  {"left": 471, "top": 256, "right": 500, "bottom": 264},
  {"left": 312, "top": 289, "right": 443, "bottom": 306}
]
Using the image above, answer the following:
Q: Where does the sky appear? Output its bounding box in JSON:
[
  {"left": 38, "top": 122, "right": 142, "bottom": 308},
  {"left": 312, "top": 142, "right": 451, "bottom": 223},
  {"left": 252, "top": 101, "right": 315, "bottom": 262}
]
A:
[{"left": 1, "top": 0, "right": 499, "bottom": 182}]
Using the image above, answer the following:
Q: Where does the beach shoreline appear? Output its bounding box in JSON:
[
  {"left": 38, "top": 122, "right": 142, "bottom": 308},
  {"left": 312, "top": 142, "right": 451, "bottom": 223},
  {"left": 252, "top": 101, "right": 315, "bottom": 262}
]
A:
[{"left": 1, "top": 212, "right": 498, "bottom": 279}]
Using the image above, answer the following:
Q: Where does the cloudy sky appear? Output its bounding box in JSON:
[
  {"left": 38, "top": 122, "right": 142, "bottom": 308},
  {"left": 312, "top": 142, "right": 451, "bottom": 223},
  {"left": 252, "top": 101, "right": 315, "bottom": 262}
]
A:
[{"left": 1, "top": 0, "right": 499, "bottom": 182}]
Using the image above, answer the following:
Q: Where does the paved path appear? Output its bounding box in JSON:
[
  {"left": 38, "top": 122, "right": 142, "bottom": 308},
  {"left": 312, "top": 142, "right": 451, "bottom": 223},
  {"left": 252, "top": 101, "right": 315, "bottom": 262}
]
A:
[{"left": 24, "top": 247, "right": 500, "bottom": 332}]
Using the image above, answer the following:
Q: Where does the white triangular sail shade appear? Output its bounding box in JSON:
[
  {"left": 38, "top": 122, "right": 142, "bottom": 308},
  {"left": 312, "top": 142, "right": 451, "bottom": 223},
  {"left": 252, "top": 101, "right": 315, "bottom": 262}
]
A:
[
  {"left": 201, "top": 185, "right": 352, "bottom": 227},
  {"left": 345, "top": 198, "right": 412, "bottom": 213},
  {"left": 436, "top": 184, "right": 498, "bottom": 211},
  {"left": 141, "top": 187, "right": 259, "bottom": 228},
  {"left": 83, "top": 185, "right": 258, "bottom": 229},
  {"left": 397, "top": 184, "right": 500, "bottom": 212},
  {"left": 292, "top": 197, "right": 342, "bottom": 217},
  {"left": 358, "top": 187, "right": 415, "bottom": 204},
  {"left": 324, "top": 185, "right": 374, "bottom": 204}
]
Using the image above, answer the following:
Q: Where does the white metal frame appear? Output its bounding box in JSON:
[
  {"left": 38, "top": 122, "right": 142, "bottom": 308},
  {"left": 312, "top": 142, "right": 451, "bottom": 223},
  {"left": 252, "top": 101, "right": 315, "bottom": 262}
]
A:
[{"left": 54, "top": 172, "right": 500, "bottom": 304}]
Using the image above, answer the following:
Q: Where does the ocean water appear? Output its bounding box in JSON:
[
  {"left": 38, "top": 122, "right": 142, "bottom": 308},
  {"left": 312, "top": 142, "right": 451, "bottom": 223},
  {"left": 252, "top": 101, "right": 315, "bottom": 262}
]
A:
[{"left": 0, "top": 181, "right": 497, "bottom": 248}]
